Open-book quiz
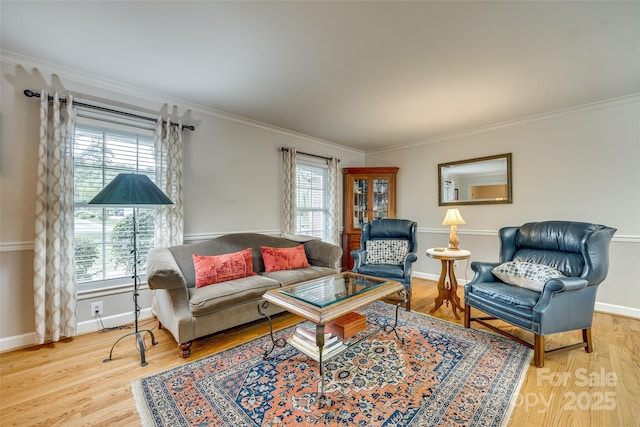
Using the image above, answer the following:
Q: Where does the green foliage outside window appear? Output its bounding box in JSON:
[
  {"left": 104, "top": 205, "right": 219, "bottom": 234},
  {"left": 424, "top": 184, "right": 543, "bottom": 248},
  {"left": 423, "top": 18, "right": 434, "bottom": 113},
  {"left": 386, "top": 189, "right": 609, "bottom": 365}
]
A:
[
  {"left": 110, "top": 210, "right": 155, "bottom": 273},
  {"left": 74, "top": 238, "right": 99, "bottom": 281}
]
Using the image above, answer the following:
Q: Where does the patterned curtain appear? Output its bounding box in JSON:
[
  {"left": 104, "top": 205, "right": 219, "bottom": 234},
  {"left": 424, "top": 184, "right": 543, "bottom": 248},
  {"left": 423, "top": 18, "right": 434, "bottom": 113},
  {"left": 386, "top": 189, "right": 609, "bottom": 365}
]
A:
[
  {"left": 282, "top": 147, "right": 297, "bottom": 236},
  {"left": 33, "top": 90, "right": 77, "bottom": 344},
  {"left": 327, "top": 157, "right": 340, "bottom": 245},
  {"left": 154, "top": 118, "right": 184, "bottom": 248}
]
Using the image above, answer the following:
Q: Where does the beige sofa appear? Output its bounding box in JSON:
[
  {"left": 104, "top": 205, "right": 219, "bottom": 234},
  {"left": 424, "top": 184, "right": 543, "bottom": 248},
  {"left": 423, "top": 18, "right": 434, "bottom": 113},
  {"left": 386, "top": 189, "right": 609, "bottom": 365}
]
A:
[{"left": 146, "top": 233, "right": 342, "bottom": 357}]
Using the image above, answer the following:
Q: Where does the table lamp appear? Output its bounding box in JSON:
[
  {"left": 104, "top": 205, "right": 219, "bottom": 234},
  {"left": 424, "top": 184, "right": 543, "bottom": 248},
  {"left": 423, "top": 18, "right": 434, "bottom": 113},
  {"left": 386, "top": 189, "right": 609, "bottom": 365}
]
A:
[
  {"left": 88, "top": 173, "right": 173, "bottom": 366},
  {"left": 442, "top": 208, "right": 466, "bottom": 250}
]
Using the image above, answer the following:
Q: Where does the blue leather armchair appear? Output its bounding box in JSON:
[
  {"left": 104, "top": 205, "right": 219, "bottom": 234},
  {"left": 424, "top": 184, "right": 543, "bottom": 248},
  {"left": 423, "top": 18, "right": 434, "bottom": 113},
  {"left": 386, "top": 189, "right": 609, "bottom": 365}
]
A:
[
  {"left": 464, "top": 221, "right": 616, "bottom": 367},
  {"left": 351, "top": 219, "right": 418, "bottom": 311}
]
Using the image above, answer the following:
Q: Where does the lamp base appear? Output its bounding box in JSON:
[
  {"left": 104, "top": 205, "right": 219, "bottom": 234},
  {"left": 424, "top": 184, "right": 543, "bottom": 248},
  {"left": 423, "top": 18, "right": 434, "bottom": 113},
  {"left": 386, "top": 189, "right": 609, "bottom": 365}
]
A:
[
  {"left": 448, "top": 225, "right": 461, "bottom": 250},
  {"left": 102, "top": 208, "right": 158, "bottom": 367},
  {"left": 103, "top": 329, "right": 158, "bottom": 367}
]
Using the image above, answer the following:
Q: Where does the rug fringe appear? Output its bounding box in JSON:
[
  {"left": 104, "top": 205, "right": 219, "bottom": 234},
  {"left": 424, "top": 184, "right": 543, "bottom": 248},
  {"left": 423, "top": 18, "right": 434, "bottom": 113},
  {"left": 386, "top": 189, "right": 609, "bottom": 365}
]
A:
[
  {"left": 500, "top": 350, "right": 533, "bottom": 427},
  {"left": 132, "top": 379, "right": 156, "bottom": 427}
]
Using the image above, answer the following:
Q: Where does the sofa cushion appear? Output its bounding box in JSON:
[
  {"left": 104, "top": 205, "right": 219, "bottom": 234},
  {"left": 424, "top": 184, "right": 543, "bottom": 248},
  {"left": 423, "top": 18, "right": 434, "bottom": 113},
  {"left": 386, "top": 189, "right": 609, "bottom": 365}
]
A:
[
  {"left": 193, "top": 248, "right": 256, "bottom": 288},
  {"left": 261, "top": 245, "right": 310, "bottom": 272},
  {"left": 189, "top": 275, "right": 280, "bottom": 316},
  {"left": 365, "top": 239, "right": 408, "bottom": 265},
  {"left": 355, "top": 263, "right": 405, "bottom": 279},
  {"left": 492, "top": 261, "right": 565, "bottom": 292},
  {"left": 470, "top": 281, "right": 540, "bottom": 309},
  {"left": 261, "top": 266, "right": 338, "bottom": 287}
]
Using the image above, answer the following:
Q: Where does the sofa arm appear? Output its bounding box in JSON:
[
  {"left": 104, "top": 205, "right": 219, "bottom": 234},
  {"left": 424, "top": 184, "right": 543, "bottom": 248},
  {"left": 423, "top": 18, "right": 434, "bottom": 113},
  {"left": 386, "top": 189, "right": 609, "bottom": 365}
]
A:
[
  {"left": 468, "top": 261, "right": 501, "bottom": 285},
  {"left": 535, "top": 277, "right": 589, "bottom": 310},
  {"left": 147, "top": 247, "right": 188, "bottom": 290},
  {"left": 303, "top": 240, "right": 343, "bottom": 271},
  {"left": 403, "top": 252, "right": 418, "bottom": 270},
  {"left": 351, "top": 249, "right": 366, "bottom": 270}
]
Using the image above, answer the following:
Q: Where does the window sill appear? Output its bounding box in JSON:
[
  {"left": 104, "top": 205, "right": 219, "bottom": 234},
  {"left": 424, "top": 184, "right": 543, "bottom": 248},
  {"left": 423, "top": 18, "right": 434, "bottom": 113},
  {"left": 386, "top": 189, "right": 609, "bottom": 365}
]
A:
[{"left": 77, "top": 281, "right": 150, "bottom": 300}]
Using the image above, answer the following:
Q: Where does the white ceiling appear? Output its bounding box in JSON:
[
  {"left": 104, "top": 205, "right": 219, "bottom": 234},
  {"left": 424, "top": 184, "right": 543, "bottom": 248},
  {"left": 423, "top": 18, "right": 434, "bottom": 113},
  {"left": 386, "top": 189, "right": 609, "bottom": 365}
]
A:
[{"left": 2, "top": 1, "right": 639, "bottom": 152}]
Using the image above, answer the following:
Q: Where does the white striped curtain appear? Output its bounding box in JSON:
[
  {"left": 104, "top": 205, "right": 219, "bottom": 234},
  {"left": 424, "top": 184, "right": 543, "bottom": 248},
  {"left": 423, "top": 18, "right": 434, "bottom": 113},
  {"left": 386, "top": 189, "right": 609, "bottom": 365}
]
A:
[
  {"left": 154, "top": 118, "right": 184, "bottom": 248},
  {"left": 33, "top": 91, "right": 77, "bottom": 344},
  {"left": 282, "top": 147, "right": 297, "bottom": 236},
  {"left": 326, "top": 156, "right": 340, "bottom": 245}
]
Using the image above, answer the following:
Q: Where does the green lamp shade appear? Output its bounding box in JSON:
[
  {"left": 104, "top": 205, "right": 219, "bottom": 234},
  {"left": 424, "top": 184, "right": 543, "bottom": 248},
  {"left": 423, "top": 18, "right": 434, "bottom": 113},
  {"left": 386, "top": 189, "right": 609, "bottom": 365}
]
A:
[{"left": 88, "top": 173, "right": 173, "bottom": 206}]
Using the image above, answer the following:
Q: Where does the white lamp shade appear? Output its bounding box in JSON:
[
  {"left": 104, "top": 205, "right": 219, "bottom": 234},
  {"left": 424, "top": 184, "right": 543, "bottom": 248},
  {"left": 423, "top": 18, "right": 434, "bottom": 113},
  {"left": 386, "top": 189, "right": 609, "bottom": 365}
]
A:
[{"left": 442, "top": 208, "right": 466, "bottom": 226}]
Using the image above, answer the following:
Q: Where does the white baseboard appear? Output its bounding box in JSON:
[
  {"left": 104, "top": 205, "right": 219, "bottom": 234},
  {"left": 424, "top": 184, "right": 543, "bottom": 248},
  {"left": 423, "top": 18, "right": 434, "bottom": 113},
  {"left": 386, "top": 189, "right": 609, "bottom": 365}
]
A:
[
  {"left": 413, "top": 270, "right": 469, "bottom": 285},
  {"left": 0, "top": 332, "right": 37, "bottom": 353},
  {"left": 594, "top": 302, "right": 640, "bottom": 319},
  {"left": 0, "top": 308, "right": 154, "bottom": 353},
  {"left": 76, "top": 308, "right": 154, "bottom": 335},
  {"left": 412, "top": 271, "right": 439, "bottom": 282}
]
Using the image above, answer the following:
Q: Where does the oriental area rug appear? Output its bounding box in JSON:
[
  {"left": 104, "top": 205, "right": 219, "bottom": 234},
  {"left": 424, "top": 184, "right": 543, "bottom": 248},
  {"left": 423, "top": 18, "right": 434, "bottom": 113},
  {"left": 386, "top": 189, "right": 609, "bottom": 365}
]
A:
[{"left": 132, "top": 302, "right": 532, "bottom": 427}]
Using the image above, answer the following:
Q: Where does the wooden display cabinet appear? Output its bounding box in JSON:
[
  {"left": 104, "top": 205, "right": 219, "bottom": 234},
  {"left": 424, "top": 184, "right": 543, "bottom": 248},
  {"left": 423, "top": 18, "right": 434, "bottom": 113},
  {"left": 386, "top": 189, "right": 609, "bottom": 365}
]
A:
[{"left": 342, "top": 167, "right": 398, "bottom": 270}]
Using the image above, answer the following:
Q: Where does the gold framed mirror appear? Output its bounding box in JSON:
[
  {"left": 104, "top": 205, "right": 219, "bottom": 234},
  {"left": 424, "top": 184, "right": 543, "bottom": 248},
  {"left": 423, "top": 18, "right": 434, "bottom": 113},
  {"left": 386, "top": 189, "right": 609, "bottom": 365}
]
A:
[{"left": 438, "top": 153, "right": 512, "bottom": 206}]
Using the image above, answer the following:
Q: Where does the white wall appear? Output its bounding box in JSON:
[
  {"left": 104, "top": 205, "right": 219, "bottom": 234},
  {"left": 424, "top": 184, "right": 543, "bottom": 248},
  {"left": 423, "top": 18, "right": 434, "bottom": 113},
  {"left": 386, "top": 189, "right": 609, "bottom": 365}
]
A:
[
  {"left": 0, "top": 54, "right": 364, "bottom": 349},
  {"left": 365, "top": 96, "right": 640, "bottom": 317},
  {"left": 182, "top": 113, "right": 362, "bottom": 239}
]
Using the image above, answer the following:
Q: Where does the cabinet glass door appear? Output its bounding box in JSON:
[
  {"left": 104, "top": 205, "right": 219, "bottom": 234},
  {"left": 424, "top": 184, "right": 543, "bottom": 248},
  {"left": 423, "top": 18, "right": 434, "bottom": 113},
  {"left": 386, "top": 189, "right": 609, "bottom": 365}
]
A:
[
  {"left": 372, "top": 178, "right": 389, "bottom": 220},
  {"left": 353, "top": 179, "right": 369, "bottom": 229}
]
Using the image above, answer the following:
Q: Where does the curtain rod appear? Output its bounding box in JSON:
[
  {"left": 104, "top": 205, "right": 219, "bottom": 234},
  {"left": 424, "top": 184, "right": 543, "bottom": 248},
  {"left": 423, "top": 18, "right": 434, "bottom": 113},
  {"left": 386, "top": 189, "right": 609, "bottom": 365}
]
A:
[
  {"left": 23, "top": 89, "right": 195, "bottom": 131},
  {"left": 281, "top": 147, "right": 340, "bottom": 162}
]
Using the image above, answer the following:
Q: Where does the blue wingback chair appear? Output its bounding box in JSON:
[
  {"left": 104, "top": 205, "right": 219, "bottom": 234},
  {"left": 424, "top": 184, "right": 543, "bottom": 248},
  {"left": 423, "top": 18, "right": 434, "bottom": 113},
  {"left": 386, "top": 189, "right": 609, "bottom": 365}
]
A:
[
  {"left": 464, "top": 221, "right": 616, "bottom": 367},
  {"left": 351, "top": 219, "right": 418, "bottom": 311}
]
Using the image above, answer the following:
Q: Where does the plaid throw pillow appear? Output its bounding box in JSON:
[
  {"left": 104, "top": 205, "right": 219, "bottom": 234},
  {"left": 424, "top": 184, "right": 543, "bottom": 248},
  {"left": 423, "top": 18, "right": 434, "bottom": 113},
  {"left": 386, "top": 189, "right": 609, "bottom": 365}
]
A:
[
  {"left": 491, "top": 261, "right": 565, "bottom": 292},
  {"left": 366, "top": 240, "right": 409, "bottom": 265}
]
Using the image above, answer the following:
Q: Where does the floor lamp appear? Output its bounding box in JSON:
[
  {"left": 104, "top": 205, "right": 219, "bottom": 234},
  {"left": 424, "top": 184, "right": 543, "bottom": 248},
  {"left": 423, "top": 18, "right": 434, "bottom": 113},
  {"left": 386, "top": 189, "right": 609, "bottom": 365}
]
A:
[{"left": 88, "top": 173, "right": 173, "bottom": 366}]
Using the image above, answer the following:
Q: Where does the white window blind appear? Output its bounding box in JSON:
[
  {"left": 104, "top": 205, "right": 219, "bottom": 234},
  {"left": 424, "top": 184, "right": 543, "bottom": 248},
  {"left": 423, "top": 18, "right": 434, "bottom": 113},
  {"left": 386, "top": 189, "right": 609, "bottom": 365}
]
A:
[
  {"left": 73, "top": 119, "right": 160, "bottom": 291},
  {"left": 295, "top": 161, "right": 329, "bottom": 241}
]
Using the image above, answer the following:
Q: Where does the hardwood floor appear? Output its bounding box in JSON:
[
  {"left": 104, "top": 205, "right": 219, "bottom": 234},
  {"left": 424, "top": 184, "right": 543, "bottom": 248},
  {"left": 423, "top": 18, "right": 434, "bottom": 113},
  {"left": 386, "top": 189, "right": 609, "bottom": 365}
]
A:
[{"left": 1, "top": 278, "right": 638, "bottom": 426}]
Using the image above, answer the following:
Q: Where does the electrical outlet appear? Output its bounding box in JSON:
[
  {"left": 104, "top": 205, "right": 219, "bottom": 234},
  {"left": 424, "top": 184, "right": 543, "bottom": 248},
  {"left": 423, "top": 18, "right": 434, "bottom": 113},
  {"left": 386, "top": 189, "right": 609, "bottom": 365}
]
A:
[
  {"left": 90, "top": 301, "right": 103, "bottom": 317},
  {"left": 454, "top": 261, "right": 460, "bottom": 268}
]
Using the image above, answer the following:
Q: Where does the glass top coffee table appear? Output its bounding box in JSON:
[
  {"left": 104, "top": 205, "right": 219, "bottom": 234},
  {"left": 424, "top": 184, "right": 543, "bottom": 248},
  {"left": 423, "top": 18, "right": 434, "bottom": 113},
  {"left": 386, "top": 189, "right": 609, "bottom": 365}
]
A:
[{"left": 257, "top": 271, "right": 407, "bottom": 403}]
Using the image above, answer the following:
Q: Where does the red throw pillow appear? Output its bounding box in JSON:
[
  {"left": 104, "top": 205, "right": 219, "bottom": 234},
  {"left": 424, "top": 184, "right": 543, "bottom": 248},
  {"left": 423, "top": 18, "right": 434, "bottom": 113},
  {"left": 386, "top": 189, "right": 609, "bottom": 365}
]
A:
[
  {"left": 193, "top": 248, "right": 256, "bottom": 288},
  {"left": 261, "top": 245, "right": 310, "bottom": 273}
]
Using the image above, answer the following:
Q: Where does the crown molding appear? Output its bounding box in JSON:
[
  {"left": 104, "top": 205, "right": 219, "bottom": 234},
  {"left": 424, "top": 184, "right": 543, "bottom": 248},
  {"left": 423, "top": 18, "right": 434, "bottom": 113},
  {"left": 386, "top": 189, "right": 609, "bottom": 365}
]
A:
[
  {"left": 1, "top": 50, "right": 363, "bottom": 157},
  {"left": 368, "top": 93, "right": 640, "bottom": 156}
]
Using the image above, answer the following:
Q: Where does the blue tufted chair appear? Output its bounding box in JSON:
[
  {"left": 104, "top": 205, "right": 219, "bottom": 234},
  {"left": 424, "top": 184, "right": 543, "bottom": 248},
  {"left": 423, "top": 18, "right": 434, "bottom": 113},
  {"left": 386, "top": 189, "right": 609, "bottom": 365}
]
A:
[
  {"left": 351, "top": 219, "right": 418, "bottom": 311},
  {"left": 464, "top": 221, "right": 616, "bottom": 367}
]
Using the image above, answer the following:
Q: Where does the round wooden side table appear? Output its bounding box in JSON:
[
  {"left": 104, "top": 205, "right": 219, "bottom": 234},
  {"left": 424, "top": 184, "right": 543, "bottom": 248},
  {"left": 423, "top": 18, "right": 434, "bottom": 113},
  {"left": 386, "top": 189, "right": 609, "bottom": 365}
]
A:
[{"left": 426, "top": 248, "right": 471, "bottom": 320}]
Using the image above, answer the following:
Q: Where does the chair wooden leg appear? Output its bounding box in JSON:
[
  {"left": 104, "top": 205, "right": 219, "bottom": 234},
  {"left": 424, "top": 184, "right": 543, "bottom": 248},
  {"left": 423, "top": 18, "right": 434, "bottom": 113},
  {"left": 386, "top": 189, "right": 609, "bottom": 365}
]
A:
[
  {"left": 179, "top": 341, "right": 192, "bottom": 358},
  {"left": 405, "top": 291, "right": 411, "bottom": 312},
  {"left": 464, "top": 304, "right": 471, "bottom": 328},
  {"left": 583, "top": 328, "right": 593, "bottom": 353},
  {"left": 534, "top": 334, "right": 544, "bottom": 368}
]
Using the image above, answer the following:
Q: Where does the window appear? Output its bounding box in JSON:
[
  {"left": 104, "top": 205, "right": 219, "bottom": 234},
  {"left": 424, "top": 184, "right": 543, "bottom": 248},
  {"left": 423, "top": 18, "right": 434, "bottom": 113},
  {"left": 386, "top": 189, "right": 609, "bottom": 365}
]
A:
[
  {"left": 295, "top": 161, "right": 329, "bottom": 241},
  {"left": 73, "top": 119, "right": 160, "bottom": 292}
]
